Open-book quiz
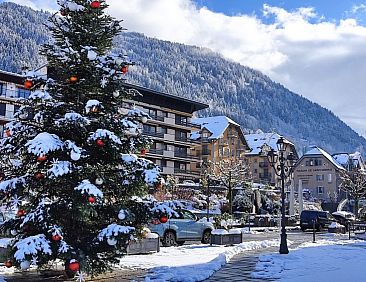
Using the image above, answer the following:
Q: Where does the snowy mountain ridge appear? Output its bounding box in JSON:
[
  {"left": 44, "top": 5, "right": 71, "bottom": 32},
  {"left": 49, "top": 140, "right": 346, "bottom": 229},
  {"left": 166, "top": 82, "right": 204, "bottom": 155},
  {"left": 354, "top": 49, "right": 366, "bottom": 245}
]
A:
[{"left": 1, "top": 2, "right": 365, "bottom": 155}]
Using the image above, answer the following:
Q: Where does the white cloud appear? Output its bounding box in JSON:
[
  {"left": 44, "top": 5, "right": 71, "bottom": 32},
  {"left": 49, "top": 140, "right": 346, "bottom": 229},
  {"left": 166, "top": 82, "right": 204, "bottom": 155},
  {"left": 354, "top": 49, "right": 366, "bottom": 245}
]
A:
[{"left": 6, "top": 0, "right": 366, "bottom": 136}]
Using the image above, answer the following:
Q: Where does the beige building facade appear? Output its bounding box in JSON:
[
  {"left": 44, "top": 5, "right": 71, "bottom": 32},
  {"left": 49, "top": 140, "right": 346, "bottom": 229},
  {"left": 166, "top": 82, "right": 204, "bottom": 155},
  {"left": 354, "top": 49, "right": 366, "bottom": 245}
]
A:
[
  {"left": 293, "top": 146, "right": 346, "bottom": 202},
  {"left": 190, "top": 116, "right": 249, "bottom": 173},
  {"left": 244, "top": 132, "right": 298, "bottom": 187}
]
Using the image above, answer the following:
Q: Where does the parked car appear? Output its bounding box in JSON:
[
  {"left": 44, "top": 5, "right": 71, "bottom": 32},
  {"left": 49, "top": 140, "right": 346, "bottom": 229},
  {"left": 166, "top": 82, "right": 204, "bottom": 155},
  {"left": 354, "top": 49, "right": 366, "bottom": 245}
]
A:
[
  {"left": 332, "top": 211, "right": 356, "bottom": 230},
  {"left": 149, "top": 209, "right": 214, "bottom": 247},
  {"left": 300, "top": 210, "right": 336, "bottom": 231}
]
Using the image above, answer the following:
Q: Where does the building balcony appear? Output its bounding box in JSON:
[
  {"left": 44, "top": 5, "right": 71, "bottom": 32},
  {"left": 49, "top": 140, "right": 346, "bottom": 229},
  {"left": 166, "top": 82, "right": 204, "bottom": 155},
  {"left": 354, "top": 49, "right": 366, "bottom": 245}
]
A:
[
  {"left": 174, "top": 151, "right": 199, "bottom": 160},
  {"left": 143, "top": 131, "right": 165, "bottom": 138},
  {"left": 147, "top": 149, "right": 164, "bottom": 155},
  {"left": 175, "top": 120, "right": 199, "bottom": 128},
  {"left": 175, "top": 136, "right": 189, "bottom": 142},
  {"left": 149, "top": 114, "right": 165, "bottom": 122},
  {"left": 174, "top": 168, "right": 188, "bottom": 174}
]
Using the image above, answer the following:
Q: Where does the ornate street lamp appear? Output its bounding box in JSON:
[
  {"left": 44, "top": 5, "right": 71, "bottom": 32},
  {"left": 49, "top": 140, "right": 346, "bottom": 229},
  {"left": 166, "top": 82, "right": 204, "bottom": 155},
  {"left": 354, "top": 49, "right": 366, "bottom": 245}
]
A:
[{"left": 260, "top": 137, "right": 296, "bottom": 254}]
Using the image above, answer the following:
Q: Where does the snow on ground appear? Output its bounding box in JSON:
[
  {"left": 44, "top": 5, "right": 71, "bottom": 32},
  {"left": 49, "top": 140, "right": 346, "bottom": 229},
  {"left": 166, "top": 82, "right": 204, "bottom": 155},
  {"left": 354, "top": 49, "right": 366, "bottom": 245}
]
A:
[
  {"left": 252, "top": 237, "right": 365, "bottom": 282},
  {"left": 119, "top": 239, "right": 281, "bottom": 281}
]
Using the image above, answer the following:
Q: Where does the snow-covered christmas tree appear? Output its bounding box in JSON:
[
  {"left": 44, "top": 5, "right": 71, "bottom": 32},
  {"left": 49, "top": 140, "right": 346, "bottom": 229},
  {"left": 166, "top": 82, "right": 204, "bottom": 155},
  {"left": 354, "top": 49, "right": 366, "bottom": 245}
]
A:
[{"left": 0, "top": 0, "right": 160, "bottom": 277}]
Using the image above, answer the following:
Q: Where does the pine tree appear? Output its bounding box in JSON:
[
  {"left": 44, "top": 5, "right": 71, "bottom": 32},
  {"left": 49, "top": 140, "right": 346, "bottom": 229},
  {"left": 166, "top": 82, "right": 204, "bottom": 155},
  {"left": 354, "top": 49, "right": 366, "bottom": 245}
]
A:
[{"left": 0, "top": 0, "right": 160, "bottom": 277}]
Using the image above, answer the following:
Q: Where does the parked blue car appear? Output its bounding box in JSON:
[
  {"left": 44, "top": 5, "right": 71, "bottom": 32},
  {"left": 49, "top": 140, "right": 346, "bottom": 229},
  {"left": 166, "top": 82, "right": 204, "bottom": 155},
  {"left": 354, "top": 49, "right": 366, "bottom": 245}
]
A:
[{"left": 149, "top": 209, "right": 214, "bottom": 247}]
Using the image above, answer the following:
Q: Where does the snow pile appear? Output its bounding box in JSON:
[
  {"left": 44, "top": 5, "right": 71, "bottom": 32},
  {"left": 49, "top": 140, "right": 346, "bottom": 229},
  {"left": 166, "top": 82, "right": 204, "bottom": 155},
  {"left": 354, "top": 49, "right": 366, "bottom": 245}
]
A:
[
  {"left": 26, "top": 132, "right": 63, "bottom": 156},
  {"left": 120, "top": 239, "right": 280, "bottom": 281},
  {"left": 329, "top": 222, "right": 344, "bottom": 229},
  {"left": 74, "top": 180, "right": 103, "bottom": 198},
  {"left": 212, "top": 229, "right": 229, "bottom": 235},
  {"left": 252, "top": 239, "right": 364, "bottom": 281}
]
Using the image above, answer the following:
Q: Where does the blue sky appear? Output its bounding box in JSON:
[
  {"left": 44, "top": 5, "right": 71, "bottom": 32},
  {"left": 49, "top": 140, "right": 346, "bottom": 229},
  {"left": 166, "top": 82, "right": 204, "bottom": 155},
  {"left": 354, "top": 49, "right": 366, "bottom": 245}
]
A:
[
  {"left": 3, "top": 0, "right": 366, "bottom": 135},
  {"left": 193, "top": 0, "right": 365, "bottom": 22}
]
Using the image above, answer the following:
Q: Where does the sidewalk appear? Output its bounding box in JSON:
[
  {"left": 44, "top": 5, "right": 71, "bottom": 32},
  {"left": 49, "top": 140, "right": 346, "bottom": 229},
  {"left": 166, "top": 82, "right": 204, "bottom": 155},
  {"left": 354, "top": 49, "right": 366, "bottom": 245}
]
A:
[{"left": 205, "top": 231, "right": 315, "bottom": 282}]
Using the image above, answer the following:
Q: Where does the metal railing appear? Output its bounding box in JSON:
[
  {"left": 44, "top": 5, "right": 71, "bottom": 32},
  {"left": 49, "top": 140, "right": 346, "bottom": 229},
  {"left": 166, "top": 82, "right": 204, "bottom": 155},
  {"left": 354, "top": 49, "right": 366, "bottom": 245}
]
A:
[
  {"left": 174, "top": 151, "right": 199, "bottom": 159},
  {"left": 148, "top": 149, "right": 164, "bottom": 155},
  {"left": 149, "top": 114, "right": 165, "bottom": 122},
  {"left": 143, "top": 131, "right": 164, "bottom": 138},
  {"left": 174, "top": 168, "right": 188, "bottom": 174}
]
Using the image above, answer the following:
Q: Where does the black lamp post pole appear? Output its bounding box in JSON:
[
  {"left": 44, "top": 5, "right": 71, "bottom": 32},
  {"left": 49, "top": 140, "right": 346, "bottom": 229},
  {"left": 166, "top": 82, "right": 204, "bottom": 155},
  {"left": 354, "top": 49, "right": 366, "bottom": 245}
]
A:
[
  {"left": 279, "top": 150, "right": 289, "bottom": 254},
  {"left": 207, "top": 175, "right": 210, "bottom": 222}
]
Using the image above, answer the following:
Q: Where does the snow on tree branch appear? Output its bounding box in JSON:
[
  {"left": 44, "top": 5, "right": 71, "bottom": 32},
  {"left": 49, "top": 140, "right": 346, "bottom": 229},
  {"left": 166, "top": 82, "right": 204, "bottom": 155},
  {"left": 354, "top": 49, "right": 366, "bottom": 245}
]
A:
[
  {"left": 14, "top": 234, "right": 52, "bottom": 262},
  {"left": 74, "top": 180, "right": 103, "bottom": 198},
  {"left": 26, "top": 132, "right": 64, "bottom": 156}
]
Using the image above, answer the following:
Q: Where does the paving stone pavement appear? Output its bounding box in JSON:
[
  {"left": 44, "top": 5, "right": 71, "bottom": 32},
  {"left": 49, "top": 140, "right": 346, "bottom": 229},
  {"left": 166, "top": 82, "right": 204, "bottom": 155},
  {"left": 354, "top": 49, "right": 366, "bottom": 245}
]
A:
[{"left": 205, "top": 230, "right": 316, "bottom": 282}]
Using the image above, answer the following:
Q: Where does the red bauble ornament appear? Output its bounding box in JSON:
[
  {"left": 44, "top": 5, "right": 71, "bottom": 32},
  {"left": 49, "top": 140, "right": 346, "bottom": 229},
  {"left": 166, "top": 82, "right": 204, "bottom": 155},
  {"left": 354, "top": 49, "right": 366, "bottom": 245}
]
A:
[
  {"left": 35, "top": 172, "right": 45, "bottom": 180},
  {"left": 52, "top": 234, "right": 62, "bottom": 241},
  {"left": 140, "top": 149, "right": 147, "bottom": 155},
  {"left": 24, "top": 80, "right": 33, "bottom": 89},
  {"left": 16, "top": 210, "right": 25, "bottom": 217},
  {"left": 68, "top": 260, "right": 80, "bottom": 272},
  {"left": 69, "top": 76, "right": 78, "bottom": 83},
  {"left": 88, "top": 196, "right": 96, "bottom": 204},
  {"left": 159, "top": 216, "right": 168, "bottom": 223},
  {"left": 60, "top": 9, "right": 67, "bottom": 16},
  {"left": 5, "top": 130, "right": 11, "bottom": 137},
  {"left": 90, "top": 0, "right": 101, "bottom": 8},
  {"left": 121, "top": 65, "right": 129, "bottom": 74},
  {"left": 37, "top": 155, "right": 47, "bottom": 162},
  {"left": 156, "top": 183, "right": 162, "bottom": 190},
  {"left": 96, "top": 139, "right": 105, "bottom": 147},
  {"left": 5, "top": 260, "right": 12, "bottom": 268}
]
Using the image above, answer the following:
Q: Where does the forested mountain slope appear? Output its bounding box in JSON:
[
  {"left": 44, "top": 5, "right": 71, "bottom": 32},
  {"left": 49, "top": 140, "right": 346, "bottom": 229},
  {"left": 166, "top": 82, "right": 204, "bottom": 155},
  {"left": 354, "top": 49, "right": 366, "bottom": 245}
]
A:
[{"left": 1, "top": 2, "right": 364, "bottom": 154}]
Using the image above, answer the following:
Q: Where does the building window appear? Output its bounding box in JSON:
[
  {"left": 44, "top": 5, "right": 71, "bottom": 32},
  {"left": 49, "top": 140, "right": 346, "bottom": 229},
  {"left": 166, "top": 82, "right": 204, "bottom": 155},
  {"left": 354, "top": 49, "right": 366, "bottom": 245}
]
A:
[
  {"left": 175, "top": 130, "right": 187, "bottom": 141},
  {"left": 0, "top": 82, "right": 4, "bottom": 96},
  {"left": 161, "top": 159, "right": 167, "bottom": 167},
  {"left": 314, "top": 159, "right": 322, "bottom": 166},
  {"left": 0, "top": 103, "right": 6, "bottom": 117},
  {"left": 148, "top": 108, "right": 157, "bottom": 117},
  {"left": 316, "top": 174, "right": 324, "bottom": 181},
  {"left": 317, "top": 187, "right": 324, "bottom": 194},
  {"left": 160, "top": 127, "right": 167, "bottom": 134},
  {"left": 254, "top": 169, "right": 258, "bottom": 174},
  {"left": 328, "top": 174, "right": 332, "bottom": 183},
  {"left": 17, "top": 88, "right": 31, "bottom": 99},
  {"left": 175, "top": 115, "right": 187, "bottom": 125},
  {"left": 143, "top": 124, "right": 156, "bottom": 133},
  {"left": 202, "top": 132, "right": 209, "bottom": 138}
]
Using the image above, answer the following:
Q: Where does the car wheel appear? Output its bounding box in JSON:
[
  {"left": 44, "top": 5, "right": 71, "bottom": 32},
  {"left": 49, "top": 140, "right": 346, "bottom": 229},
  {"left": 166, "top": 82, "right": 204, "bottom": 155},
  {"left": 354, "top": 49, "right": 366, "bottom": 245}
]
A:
[
  {"left": 162, "top": 231, "right": 176, "bottom": 247},
  {"left": 176, "top": 241, "right": 185, "bottom": 246},
  {"left": 201, "top": 229, "right": 211, "bottom": 244}
]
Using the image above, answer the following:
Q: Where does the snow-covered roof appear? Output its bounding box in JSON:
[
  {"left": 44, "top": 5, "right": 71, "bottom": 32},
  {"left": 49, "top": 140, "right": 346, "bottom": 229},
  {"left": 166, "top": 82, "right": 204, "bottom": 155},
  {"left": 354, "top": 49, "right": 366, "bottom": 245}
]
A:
[
  {"left": 332, "top": 153, "right": 349, "bottom": 166},
  {"left": 191, "top": 116, "right": 240, "bottom": 140},
  {"left": 332, "top": 151, "right": 365, "bottom": 171},
  {"left": 245, "top": 132, "right": 290, "bottom": 155},
  {"left": 303, "top": 146, "right": 345, "bottom": 170}
]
